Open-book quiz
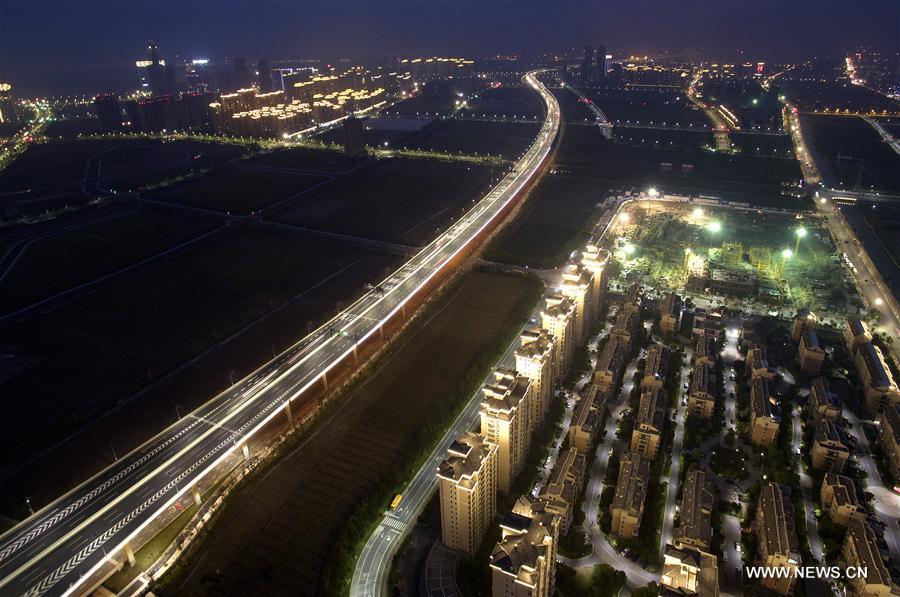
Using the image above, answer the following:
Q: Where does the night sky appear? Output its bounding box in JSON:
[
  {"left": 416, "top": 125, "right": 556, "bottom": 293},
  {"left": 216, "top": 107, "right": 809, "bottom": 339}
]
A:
[{"left": 1, "top": 0, "right": 897, "bottom": 95}]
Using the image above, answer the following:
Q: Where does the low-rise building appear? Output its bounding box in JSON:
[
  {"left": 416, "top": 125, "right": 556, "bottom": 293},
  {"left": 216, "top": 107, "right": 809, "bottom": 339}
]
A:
[
  {"left": 753, "top": 482, "right": 800, "bottom": 595},
  {"left": 437, "top": 432, "right": 498, "bottom": 555},
  {"left": 631, "top": 386, "right": 665, "bottom": 460},
  {"left": 569, "top": 384, "right": 604, "bottom": 454},
  {"left": 844, "top": 317, "right": 872, "bottom": 357},
  {"left": 799, "top": 327, "right": 826, "bottom": 376},
  {"left": 642, "top": 343, "right": 670, "bottom": 390},
  {"left": 750, "top": 378, "right": 780, "bottom": 446},
  {"left": 481, "top": 370, "right": 534, "bottom": 494},
  {"left": 842, "top": 519, "right": 897, "bottom": 597},
  {"left": 490, "top": 496, "right": 559, "bottom": 597},
  {"left": 610, "top": 309, "right": 639, "bottom": 355},
  {"left": 536, "top": 448, "right": 585, "bottom": 535},
  {"left": 812, "top": 419, "right": 850, "bottom": 474},
  {"left": 747, "top": 346, "right": 776, "bottom": 382},
  {"left": 687, "top": 361, "right": 717, "bottom": 420},
  {"left": 515, "top": 328, "right": 557, "bottom": 426},
  {"left": 855, "top": 341, "right": 900, "bottom": 415},
  {"left": 692, "top": 307, "right": 724, "bottom": 340},
  {"left": 809, "top": 377, "right": 841, "bottom": 424},
  {"left": 594, "top": 337, "right": 625, "bottom": 394},
  {"left": 674, "top": 469, "right": 714, "bottom": 551},
  {"left": 660, "top": 543, "right": 720, "bottom": 597},
  {"left": 659, "top": 292, "right": 682, "bottom": 336},
  {"left": 791, "top": 308, "right": 817, "bottom": 342},
  {"left": 623, "top": 282, "right": 643, "bottom": 316},
  {"left": 611, "top": 452, "right": 651, "bottom": 539},
  {"left": 693, "top": 331, "right": 718, "bottom": 366},
  {"left": 820, "top": 473, "right": 867, "bottom": 527},
  {"left": 878, "top": 403, "right": 900, "bottom": 482}
]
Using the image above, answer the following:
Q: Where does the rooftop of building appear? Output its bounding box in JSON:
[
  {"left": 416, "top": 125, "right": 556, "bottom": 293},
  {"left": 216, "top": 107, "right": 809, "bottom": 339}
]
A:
[{"left": 437, "top": 432, "right": 495, "bottom": 486}]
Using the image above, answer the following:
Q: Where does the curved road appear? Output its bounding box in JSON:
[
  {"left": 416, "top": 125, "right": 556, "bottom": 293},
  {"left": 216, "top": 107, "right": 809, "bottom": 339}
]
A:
[
  {"left": 0, "top": 70, "right": 560, "bottom": 597},
  {"left": 349, "top": 70, "right": 560, "bottom": 597}
]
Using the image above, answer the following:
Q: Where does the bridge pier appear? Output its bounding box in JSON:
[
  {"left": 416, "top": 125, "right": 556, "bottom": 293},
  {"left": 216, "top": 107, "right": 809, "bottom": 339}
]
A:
[
  {"left": 124, "top": 543, "right": 135, "bottom": 567},
  {"left": 242, "top": 441, "right": 250, "bottom": 460},
  {"left": 352, "top": 344, "right": 359, "bottom": 363},
  {"left": 284, "top": 401, "right": 293, "bottom": 422},
  {"left": 379, "top": 324, "right": 385, "bottom": 340},
  {"left": 191, "top": 484, "right": 201, "bottom": 506},
  {"left": 321, "top": 371, "right": 328, "bottom": 391}
]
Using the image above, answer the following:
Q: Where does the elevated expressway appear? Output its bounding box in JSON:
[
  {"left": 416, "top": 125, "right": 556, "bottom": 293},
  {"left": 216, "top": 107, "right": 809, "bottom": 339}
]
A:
[{"left": 0, "top": 70, "right": 560, "bottom": 597}]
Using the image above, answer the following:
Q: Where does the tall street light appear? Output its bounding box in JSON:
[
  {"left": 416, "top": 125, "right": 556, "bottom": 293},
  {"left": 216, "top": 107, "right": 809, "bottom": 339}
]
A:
[
  {"left": 706, "top": 220, "right": 721, "bottom": 248},
  {"left": 794, "top": 226, "right": 807, "bottom": 254}
]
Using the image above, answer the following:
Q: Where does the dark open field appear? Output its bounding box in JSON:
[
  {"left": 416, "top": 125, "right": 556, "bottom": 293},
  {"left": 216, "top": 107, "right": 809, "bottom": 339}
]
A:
[
  {"left": 0, "top": 140, "right": 114, "bottom": 192},
  {"left": 700, "top": 78, "right": 783, "bottom": 131},
  {"left": 584, "top": 88, "right": 710, "bottom": 129},
  {"left": 485, "top": 173, "right": 609, "bottom": 268},
  {"left": 458, "top": 86, "right": 543, "bottom": 120},
  {"left": 164, "top": 269, "right": 542, "bottom": 597},
  {"left": 42, "top": 118, "right": 100, "bottom": 138},
  {"left": 149, "top": 168, "right": 328, "bottom": 214},
  {"left": 273, "top": 157, "right": 494, "bottom": 245},
  {"left": 613, "top": 126, "right": 714, "bottom": 152},
  {"left": 732, "top": 133, "right": 795, "bottom": 158},
  {"left": 402, "top": 119, "right": 539, "bottom": 159},
  {"left": 239, "top": 147, "right": 357, "bottom": 173},
  {"left": 0, "top": 229, "right": 396, "bottom": 467},
  {"left": 0, "top": 139, "right": 252, "bottom": 220},
  {"left": 317, "top": 120, "right": 421, "bottom": 149},
  {"left": 780, "top": 79, "right": 900, "bottom": 113},
  {"left": 806, "top": 114, "right": 900, "bottom": 193},
  {"left": 0, "top": 207, "right": 218, "bottom": 315},
  {"left": 559, "top": 124, "right": 801, "bottom": 190},
  {"left": 551, "top": 89, "right": 596, "bottom": 124}
]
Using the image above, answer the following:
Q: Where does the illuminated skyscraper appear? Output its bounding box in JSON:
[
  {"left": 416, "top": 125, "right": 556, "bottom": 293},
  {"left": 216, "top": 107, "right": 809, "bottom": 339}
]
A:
[{"left": 136, "top": 41, "right": 167, "bottom": 96}]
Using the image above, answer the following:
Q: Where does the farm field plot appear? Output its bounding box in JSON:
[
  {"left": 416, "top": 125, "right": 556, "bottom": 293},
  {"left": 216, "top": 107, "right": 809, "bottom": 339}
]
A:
[
  {"left": 558, "top": 124, "right": 801, "bottom": 189},
  {"left": 732, "top": 132, "right": 795, "bottom": 158},
  {"left": 0, "top": 207, "right": 218, "bottom": 314},
  {"left": 608, "top": 201, "right": 853, "bottom": 320},
  {"left": 274, "top": 156, "right": 494, "bottom": 245},
  {"left": 485, "top": 173, "right": 609, "bottom": 268},
  {"left": 403, "top": 119, "right": 539, "bottom": 159},
  {"left": 613, "top": 126, "right": 714, "bottom": 152},
  {"left": 240, "top": 147, "right": 357, "bottom": 173},
  {"left": 168, "top": 269, "right": 542, "bottom": 597},
  {"left": 0, "top": 140, "right": 117, "bottom": 192},
  {"left": 150, "top": 169, "right": 328, "bottom": 214},
  {"left": 584, "top": 87, "right": 710, "bottom": 128},
  {"left": 458, "top": 86, "right": 543, "bottom": 120},
  {"left": 806, "top": 114, "right": 900, "bottom": 193},
  {"left": 0, "top": 229, "right": 390, "bottom": 464}
]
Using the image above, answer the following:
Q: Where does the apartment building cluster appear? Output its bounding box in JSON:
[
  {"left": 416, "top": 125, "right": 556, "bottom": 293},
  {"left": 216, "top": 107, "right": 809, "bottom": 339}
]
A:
[
  {"left": 844, "top": 318, "right": 900, "bottom": 415},
  {"left": 438, "top": 243, "right": 611, "bottom": 597},
  {"left": 607, "top": 286, "right": 664, "bottom": 543},
  {"left": 661, "top": 470, "right": 719, "bottom": 597},
  {"left": 752, "top": 482, "right": 801, "bottom": 595},
  {"left": 687, "top": 329, "right": 719, "bottom": 421}
]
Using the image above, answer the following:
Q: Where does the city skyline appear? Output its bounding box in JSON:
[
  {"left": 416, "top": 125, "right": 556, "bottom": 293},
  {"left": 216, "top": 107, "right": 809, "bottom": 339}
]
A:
[{"left": 1, "top": 0, "right": 898, "bottom": 95}]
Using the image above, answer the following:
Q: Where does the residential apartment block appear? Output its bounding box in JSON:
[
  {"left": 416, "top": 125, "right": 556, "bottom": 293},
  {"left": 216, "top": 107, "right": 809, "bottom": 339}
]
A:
[{"left": 437, "top": 432, "right": 498, "bottom": 555}]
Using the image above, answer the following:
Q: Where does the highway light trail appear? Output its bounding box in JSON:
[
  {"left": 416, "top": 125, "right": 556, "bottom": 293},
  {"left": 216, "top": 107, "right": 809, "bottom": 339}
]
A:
[{"left": 0, "top": 69, "right": 559, "bottom": 597}]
